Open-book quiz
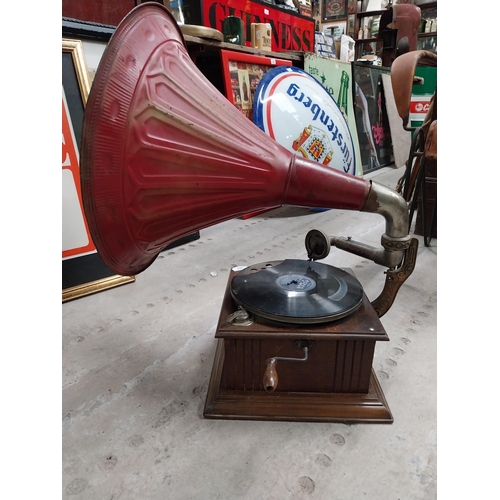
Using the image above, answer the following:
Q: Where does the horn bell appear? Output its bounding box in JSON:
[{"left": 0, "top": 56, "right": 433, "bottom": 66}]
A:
[{"left": 80, "top": 3, "right": 371, "bottom": 276}]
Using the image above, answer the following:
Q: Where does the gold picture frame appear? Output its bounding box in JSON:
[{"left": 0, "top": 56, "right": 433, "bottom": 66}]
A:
[
  {"left": 62, "top": 39, "right": 91, "bottom": 105},
  {"left": 62, "top": 38, "right": 135, "bottom": 302}
]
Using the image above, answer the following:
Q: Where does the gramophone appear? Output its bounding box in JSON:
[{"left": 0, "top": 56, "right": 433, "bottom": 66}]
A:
[{"left": 80, "top": 3, "right": 418, "bottom": 423}]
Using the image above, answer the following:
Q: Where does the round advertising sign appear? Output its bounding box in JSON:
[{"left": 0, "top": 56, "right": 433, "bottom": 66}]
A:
[{"left": 254, "top": 66, "right": 356, "bottom": 176}]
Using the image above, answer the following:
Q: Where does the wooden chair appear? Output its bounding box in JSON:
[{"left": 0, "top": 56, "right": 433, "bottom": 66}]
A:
[{"left": 390, "top": 50, "right": 437, "bottom": 247}]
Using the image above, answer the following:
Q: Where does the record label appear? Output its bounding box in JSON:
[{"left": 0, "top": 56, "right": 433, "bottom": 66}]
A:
[
  {"left": 275, "top": 274, "right": 316, "bottom": 294},
  {"left": 253, "top": 67, "right": 356, "bottom": 176},
  {"left": 231, "top": 259, "right": 363, "bottom": 324}
]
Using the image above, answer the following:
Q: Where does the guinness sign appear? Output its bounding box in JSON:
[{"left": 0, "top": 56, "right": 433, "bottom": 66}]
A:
[{"left": 180, "top": 0, "right": 315, "bottom": 52}]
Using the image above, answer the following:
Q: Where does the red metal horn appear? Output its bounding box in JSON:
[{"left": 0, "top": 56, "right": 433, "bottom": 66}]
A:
[{"left": 80, "top": 3, "right": 372, "bottom": 276}]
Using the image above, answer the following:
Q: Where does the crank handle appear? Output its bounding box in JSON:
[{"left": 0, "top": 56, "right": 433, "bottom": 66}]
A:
[{"left": 263, "top": 341, "right": 313, "bottom": 392}]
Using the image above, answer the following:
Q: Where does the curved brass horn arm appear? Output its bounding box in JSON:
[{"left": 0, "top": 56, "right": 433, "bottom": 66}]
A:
[
  {"left": 341, "top": 180, "right": 411, "bottom": 268},
  {"left": 363, "top": 181, "right": 409, "bottom": 239},
  {"left": 336, "top": 180, "right": 410, "bottom": 268},
  {"left": 306, "top": 181, "right": 411, "bottom": 269}
]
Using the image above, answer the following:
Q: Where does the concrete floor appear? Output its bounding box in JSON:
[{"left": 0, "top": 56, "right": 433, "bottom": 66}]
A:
[{"left": 62, "top": 166, "right": 437, "bottom": 499}]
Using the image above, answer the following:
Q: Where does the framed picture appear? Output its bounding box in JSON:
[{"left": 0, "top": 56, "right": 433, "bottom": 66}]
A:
[
  {"left": 323, "top": 20, "right": 347, "bottom": 40},
  {"left": 361, "top": 0, "right": 383, "bottom": 11},
  {"left": 220, "top": 50, "right": 293, "bottom": 121},
  {"left": 62, "top": 38, "right": 135, "bottom": 302},
  {"left": 322, "top": 0, "right": 348, "bottom": 21}
]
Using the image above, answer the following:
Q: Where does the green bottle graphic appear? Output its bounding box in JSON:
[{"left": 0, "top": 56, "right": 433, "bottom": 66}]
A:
[{"left": 338, "top": 70, "right": 349, "bottom": 119}]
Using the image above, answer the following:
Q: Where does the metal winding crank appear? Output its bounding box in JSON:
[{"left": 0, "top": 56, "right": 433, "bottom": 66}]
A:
[{"left": 263, "top": 340, "right": 315, "bottom": 392}]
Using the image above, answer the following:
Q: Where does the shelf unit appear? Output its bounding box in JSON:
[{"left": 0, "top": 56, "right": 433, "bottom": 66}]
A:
[{"left": 354, "top": 1, "right": 437, "bottom": 61}]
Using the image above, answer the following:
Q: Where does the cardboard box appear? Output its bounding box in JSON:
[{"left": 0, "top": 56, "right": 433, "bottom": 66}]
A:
[{"left": 251, "top": 23, "right": 272, "bottom": 51}]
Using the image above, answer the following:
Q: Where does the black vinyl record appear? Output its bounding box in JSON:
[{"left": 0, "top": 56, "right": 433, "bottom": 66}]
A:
[{"left": 230, "top": 259, "right": 364, "bottom": 324}]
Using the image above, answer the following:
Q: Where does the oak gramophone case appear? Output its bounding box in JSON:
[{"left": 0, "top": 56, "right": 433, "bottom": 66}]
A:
[{"left": 204, "top": 262, "right": 394, "bottom": 423}]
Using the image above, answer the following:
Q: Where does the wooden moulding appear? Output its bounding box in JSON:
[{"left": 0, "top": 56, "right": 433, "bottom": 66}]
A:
[{"left": 204, "top": 339, "right": 393, "bottom": 423}]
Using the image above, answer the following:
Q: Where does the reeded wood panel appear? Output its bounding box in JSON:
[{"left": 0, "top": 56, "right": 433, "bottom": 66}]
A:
[
  {"left": 221, "top": 338, "right": 375, "bottom": 394},
  {"left": 204, "top": 340, "right": 393, "bottom": 423}
]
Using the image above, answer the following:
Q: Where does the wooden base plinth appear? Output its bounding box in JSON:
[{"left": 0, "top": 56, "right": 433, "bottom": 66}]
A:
[{"left": 204, "top": 339, "right": 393, "bottom": 423}]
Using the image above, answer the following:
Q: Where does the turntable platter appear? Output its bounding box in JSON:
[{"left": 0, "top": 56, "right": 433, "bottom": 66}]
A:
[{"left": 230, "top": 259, "right": 364, "bottom": 324}]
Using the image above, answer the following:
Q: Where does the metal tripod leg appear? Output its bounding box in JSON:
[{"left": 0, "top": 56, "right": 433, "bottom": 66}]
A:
[
  {"left": 408, "top": 152, "right": 425, "bottom": 233},
  {"left": 403, "top": 127, "right": 424, "bottom": 201},
  {"left": 421, "top": 174, "right": 437, "bottom": 247},
  {"left": 410, "top": 155, "right": 437, "bottom": 247}
]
